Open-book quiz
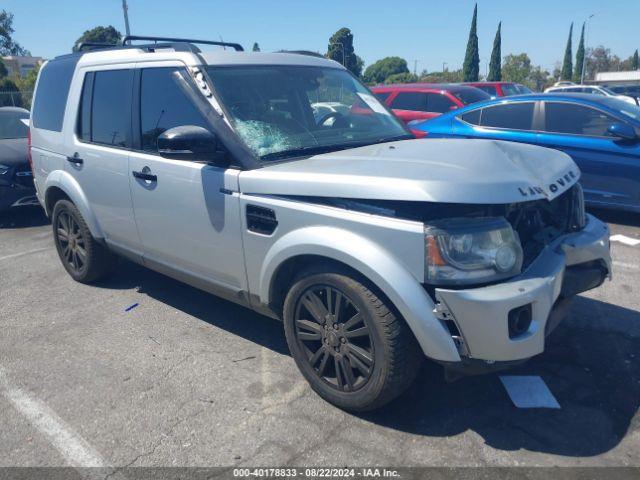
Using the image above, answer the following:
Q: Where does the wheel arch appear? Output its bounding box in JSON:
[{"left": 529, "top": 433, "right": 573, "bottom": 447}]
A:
[
  {"left": 44, "top": 170, "right": 104, "bottom": 239},
  {"left": 260, "top": 226, "right": 461, "bottom": 362}
]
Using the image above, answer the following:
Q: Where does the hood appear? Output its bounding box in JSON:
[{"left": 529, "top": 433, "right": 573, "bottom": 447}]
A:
[
  {"left": 239, "top": 139, "right": 580, "bottom": 204},
  {"left": 0, "top": 138, "right": 29, "bottom": 167}
]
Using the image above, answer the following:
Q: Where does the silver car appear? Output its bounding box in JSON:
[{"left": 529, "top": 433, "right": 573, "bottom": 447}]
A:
[{"left": 30, "top": 37, "right": 611, "bottom": 411}]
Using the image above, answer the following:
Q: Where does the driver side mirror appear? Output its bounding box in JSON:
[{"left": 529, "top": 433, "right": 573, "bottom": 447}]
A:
[
  {"left": 158, "top": 125, "right": 228, "bottom": 166},
  {"left": 607, "top": 123, "right": 637, "bottom": 141}
]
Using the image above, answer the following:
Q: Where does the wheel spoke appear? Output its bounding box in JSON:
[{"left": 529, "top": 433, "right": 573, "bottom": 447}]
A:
[
  {"left": 343, "top": 313, "right": 362, "bottom": 330},
  {"left": 334, "top": 356, "right": 345, "bottom": 390},
  {"left": 333, "top": 291, "right": 343, "bottom": 323},
  {"left": 301, "top": 291, "right": 329, "bottom": 324},
  {"left": 296, "top": 319, "right": 323, "bottom": 334},
  {"left": 308, "top": 345, "right": 326, "bottom": 366},
  {"left": 344, "top": 326, "right": 370, "bottom": 339},
  {"left": 76, "top": 245, "right": 87, "bottom": 259},
  {"left": 298, "top": 331, "right": 322, "bottom": 341},
  {"left": 59, "top": 214, "right": 69, "bottom": 233},
  {"left": 340, "top": 356, "right": 355, "bottom": 390},
  {"left": 347, "top": 343, "right": 373, "bottom": 367},
  {"left": 57, "top": 228, "right": 69, "bottom": 242},
  {"left": 346, "top": 351, "right": 371, "bottom": 376},
  {"left": 64, "top": 245, "right": 73, "bottom": 262},
  {"left": 317, "top": 349, "right": 330, "bottom": 376}
]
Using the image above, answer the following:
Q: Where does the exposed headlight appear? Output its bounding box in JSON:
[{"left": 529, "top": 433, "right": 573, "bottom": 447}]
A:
[
  {"left": 0, "top": 164, "right": 10, "bottom": 175},
  {"left": 425, "top": 217, "right": 523, "bottom": 286}
]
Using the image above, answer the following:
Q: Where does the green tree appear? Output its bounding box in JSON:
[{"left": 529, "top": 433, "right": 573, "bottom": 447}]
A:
[
  {"left": 573, "top": 22, "right": 585, "bottom": 82},
  {"left": 420, "top": 69, "right": 464, "bottom": 83},
  {"left": 327, "top": 28, "right": 361, "bottom": 77},
  {"left": 633, "top": 49, "right": 639, "bottom": 70},
  {"left": 0, "top": 58, "right": 7, "bottom": 78},
  {"left": 487, "top": 22, "right": 502, "bottom": 81},
  {"left": 73, "top": 26, "right": 122, "bottom": 51},
  {"left": 363, "top": 56, "right": 409, "bottom": 84},
  {"left": 384, "top": 72, "right": 418, "bottom": 84},
  {"left": 584, "top": 45, "right": 621, "bottom": 80},
  {"left": 353, "top": 55, "right": 364, "bottom": 78},
  {"left": 0, "top": 10, "right": 30, "bottom": 56},
  {"left": 252, "top": 42, "right": 260, "bottom": 52},
  {"left": 11, "top": 63, "right": 39, "bottom": 108},
  {"left": 463, "top": 3, "right": 480, "bottom": 82},
  {"left": 502, "top": 53, "right": 532, "bottom": 85},
  {"left": 560, "top": 23, "right": 573, "bottom": 81}
]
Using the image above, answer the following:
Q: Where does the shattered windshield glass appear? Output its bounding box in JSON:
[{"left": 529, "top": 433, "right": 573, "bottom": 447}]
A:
[{"left": 206, "top": 65, "right": 411, "bottom": 160}]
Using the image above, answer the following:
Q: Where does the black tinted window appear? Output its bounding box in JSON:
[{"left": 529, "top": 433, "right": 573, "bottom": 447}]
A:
[
  {"left": 460, "top": 109, "right": 481, "bottom": 125},
  {"left": 32, "top": 56, "right": 79, "bottom": 131},
  {"left": 0, "top": 110, "right": 29, "bottom": 139},
  {"left": 426, "top": 93, "right": 455, "bottom": 113},
  {"left": 476, "top": 85, "right": 498, "bottom": 96},
  {"left": 140, "top": 68, "right": 210, "bottom": 152},
  {"left": 544, "top": 102, "right": 617, "bottom": 136},
  {"left": 91, "top": 70, "right": 133, "bottom": 148},
  {"left": 390, "top": 92, "right": 427, "bottom": 111},
  {"left": 373, "top": 91, "right": 391, "bottom": 102},
  {"left": 77, "top": 72, "right": 93, "bottom": 142},
  {"left": 450, "top": 88, "right": 490, "bottom": 105},
  {"left": 480, "top": 102, "right": 535, "bottom": 130}
]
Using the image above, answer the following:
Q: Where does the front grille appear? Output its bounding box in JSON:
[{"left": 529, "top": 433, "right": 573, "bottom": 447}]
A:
[{"left": 505, "top": 184, "right": 585, "bottom": 268}]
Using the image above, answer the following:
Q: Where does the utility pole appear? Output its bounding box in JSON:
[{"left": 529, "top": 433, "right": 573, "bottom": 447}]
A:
[
  {"left": 122, "top": 0, "right": 131, "bottom": 37},
  {"left": 581, "top": 14, "right": 595, "bottom": 84},
  {"left": 442, "top": 62, "right": 447, "bottom": 72},
  {"left": 413, "top": 60, "right": 418, "bottom": 76}
]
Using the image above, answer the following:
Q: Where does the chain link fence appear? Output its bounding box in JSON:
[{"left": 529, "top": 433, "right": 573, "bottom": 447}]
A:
[{"left": 0, "top": 90, "right": 33, "bottom": 109}]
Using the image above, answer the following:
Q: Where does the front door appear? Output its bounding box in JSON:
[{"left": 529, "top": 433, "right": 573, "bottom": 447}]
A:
[
  {"left": 128, "top": 66, "right": 247, "bottom": 293},
  {"left": 537, "top": 101, "right": 640, "bottom": 209}
]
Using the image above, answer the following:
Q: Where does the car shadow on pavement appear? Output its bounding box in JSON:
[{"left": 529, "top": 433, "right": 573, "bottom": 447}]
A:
[
  {"left": 0, "top": 206, "right": 49, "bottom": 228},
  {"left": 360, "top": 295, "right": 640, "bottom": 458},
  {"left": 96, "top": 261, "right": 639, "bottom": 458}
]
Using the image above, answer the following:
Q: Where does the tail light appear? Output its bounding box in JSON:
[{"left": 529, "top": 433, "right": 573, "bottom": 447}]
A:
[
  {"left": 411, "top": 129, "right": 428, "bottom": 139},
  {"left": 27, "top": 127, "right": 34, "bottom": 173}
]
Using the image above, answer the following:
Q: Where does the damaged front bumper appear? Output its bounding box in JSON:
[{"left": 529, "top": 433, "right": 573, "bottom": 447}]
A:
[{"left": 434, "top": 213, "right": 611, "bottom": 371}]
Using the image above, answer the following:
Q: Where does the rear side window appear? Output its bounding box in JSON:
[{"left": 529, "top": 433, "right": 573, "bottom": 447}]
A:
[
  {"left": 460, "top": 109, "right": 481, "bottom": 125},
  {"left": 140, "top": 67, "right": 211, "bottom": 152},
  {"left": 373, "top": 91, "right": 391, "bottom": 103},
  {"left": 32, "top": 56, "right": 79, "bottom": 132},
  {"left": 544, "top": 102, "right": 617, "bottom": 137},
  {"left": 476, "top": 85, "right": 498, "bottom": 96},
  {"left": 426, "top": 93, "right": 455, "bottom": 113},
  {"left": 390, "top": 92, "right": 427, "bottom": 111},
  {"left": 78, "top": 69, "right": 133, "bottom": 148},
  {"left": 480, "top": 102, "right": 535, "bottom": 130}
]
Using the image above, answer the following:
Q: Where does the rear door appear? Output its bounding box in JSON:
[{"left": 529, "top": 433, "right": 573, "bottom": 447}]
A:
[
  {"left": 67, "top": 66, "right": 141, "bottom": 252},
  {"left": 537, "top": 101, "right": 640, "bottom": 209}
]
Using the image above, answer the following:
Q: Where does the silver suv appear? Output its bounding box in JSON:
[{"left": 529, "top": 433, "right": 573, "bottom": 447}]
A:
[{"left": 30, "top": 37, "right": 612, "bottom": 411}]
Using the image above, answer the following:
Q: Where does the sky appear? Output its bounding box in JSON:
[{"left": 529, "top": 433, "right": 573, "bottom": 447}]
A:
[{"left": 5, "top": 0, "right": 639, "bottom": 74}]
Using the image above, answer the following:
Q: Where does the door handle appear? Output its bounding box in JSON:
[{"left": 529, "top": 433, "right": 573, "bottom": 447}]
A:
[
  {"left": 66, "top": 153, "right": 83, "bottom": 165},
  {"left": 132, "top": 170, "right": 157, "bottom": 182}
]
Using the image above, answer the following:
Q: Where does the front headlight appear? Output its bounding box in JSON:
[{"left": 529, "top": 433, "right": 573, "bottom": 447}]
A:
[
  {"left": 0, "top": 164, "right": 10, "bottom": 175},
  {"left": 425, "top": 217, "right": 523, "bottom": 286}
]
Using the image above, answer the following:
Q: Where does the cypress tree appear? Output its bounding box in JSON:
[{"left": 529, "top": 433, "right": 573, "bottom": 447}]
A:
[
  {"left": 633, "top": 49, "right": 639, "bottom": 70},
  {"left": 560, "top": 23, "right": 573, "bottom": 81},
  {"left": 487, "top": 22, "right": 502, "bottom": 81},
  {"left": 573, "top": 23, "right": 585, "bottom": 82},
  {"left": 463, "top": 4, "right": 480, "bottom": 82}
]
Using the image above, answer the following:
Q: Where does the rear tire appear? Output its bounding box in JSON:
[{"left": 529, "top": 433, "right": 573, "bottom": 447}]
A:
[
  {"left": 52, "top": 199, "right": 115, "bottom": 283},
  {"left": 283, "top": 266, "right": 421, "bottom": 411}
]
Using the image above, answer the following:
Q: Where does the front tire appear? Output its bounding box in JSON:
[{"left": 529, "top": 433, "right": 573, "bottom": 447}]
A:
[
  {"left": 283, "top": 266, "right": 421, "bottom": 411},
  {"left": 52, "top": 199, "right": 114, "bottom": 283}
]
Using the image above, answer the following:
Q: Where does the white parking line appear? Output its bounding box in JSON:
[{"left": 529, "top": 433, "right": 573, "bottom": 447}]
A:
[
  {"left": 610, "top": 234, "right": 640, "bottom": 247},
  {"left": 0, "top": 368, "right": 107, "bottom": 468},
  {"left": 0, "top": 247, "right": 50, "bottom": 262},
  {"left": 613, "top": 260, "right": 640, "bottom": 270}
]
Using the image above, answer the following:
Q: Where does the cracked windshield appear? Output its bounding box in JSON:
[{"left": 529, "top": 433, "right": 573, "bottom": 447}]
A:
[{"left": 206, "top": 65, "right": 410, "bottom": 160}]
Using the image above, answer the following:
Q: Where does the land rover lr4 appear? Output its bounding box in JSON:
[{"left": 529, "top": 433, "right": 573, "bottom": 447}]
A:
[{"left": 30, "top": 37, "right": 612, "bottom": 411}]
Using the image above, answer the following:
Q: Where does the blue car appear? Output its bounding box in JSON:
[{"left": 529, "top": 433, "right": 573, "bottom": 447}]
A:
[{"left": 413, "top": 93, "right": 640, "bottom": 213}]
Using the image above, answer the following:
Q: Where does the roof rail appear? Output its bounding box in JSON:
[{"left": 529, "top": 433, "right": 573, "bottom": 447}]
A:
[
  {"left": 277, "top": 50, "right": 326, "bottom": 59},
  {"left": 122, "top": 35, "right": 244, "bottom": 52},
  {"left": 75, "top": 42, "right": 119, "bottom": 52}
]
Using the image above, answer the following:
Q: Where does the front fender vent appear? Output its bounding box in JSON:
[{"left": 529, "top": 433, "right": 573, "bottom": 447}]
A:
[{"left": 246, "top": 205, "right": 278, "bottom": 235}]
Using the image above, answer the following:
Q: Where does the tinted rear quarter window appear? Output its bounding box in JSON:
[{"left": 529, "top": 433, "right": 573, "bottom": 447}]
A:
[
  {"left": 476, "top": 85, "right": 498, "bottom": 96},
  {"left": 460, "top": 109, "right": 481, "bottom": 125},
  {"left": 390, "top": 92, "right": 427, "bottom": 111},
  {"left": 480, "top": 102, "right": 535, "bottom": 130},
  {"left": 32, "top": 56, "right": 79, "bottom": 131},
  {"left": 451, "top": 88, "right": 490, "bottom": 105},
  {"left": 373, "top": 91, "right": 391, "bottom": 103}
]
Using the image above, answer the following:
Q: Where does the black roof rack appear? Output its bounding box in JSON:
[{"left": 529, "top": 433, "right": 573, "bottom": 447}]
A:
[
  {"left": 277, "top": 50, "right": 325, "bottom": 58},
  {"left": 75, "top": 42, "right": 119, "bottom": 52},
  {"left": 122, "top": 35, "right": 244, "bottom": 52}
]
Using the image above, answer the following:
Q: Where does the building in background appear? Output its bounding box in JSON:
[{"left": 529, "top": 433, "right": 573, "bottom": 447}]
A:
[
  {"left": 1, "top": 56, "right": 45, "bottom": 77},
  {"left": 593, "top": 70, "right": 640, "bottom": 86}
]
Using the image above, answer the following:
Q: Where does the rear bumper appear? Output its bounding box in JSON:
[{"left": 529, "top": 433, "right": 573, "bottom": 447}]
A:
[
  {"left": 434, "top": 214, "right": 611, "bottom": 365},
  {"left": 0, "top": 184, "right": 38, "bottom": 211}
]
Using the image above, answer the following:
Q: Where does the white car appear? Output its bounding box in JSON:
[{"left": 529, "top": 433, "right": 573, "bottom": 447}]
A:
[{"left": 545, "top": 84, "right": 639, "bottom": 105}]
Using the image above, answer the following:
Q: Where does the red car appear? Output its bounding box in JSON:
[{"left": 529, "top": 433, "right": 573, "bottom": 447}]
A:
[
  {"left": 371, "top": 83, "right": 490, "bottom": 126},
  {"left": 464, "top": 81, "right": 533, "bottom": 97}
]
